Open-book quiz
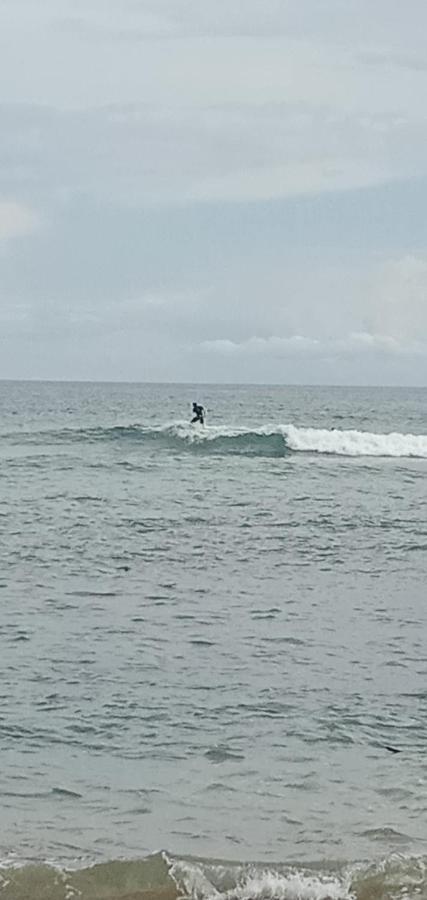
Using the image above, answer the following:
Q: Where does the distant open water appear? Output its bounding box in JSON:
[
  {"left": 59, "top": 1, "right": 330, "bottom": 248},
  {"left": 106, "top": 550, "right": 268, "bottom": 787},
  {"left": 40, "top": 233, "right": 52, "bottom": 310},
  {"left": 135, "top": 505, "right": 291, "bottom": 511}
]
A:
[{"left": 1, "top": 381, "right": 427, "bottom": 900}]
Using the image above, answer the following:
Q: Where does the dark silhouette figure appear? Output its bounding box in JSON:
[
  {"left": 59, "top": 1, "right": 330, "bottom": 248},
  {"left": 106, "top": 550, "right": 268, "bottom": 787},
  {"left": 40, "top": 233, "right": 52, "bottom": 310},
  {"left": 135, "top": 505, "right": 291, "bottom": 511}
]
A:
[{"left": 191, "top": 402, "right": 205, "bottom": 425}]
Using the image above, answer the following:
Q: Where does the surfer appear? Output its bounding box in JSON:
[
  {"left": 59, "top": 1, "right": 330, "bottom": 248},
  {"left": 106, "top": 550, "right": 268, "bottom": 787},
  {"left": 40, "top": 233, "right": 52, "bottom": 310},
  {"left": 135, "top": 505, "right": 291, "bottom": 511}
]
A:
[{"left": 191, "top": 402, "right": 205, "bottom": 425}]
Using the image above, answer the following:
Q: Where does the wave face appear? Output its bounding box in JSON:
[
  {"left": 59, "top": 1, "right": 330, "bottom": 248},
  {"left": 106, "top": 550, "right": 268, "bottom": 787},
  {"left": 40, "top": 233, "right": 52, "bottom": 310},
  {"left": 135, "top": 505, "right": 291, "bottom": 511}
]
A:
[
  {"left": 1, "top": 852, "right": 427, "bottom": 900},
  {"left": 27, "top": 422, "right": 427, "bottom": 458}
]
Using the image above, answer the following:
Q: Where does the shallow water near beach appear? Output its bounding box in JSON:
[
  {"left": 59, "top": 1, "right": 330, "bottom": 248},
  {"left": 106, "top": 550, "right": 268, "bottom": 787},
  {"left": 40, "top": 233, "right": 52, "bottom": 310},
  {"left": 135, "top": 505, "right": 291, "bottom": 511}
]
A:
[{"left": 1, "top": 381, "right": 427, "bottom": 899}]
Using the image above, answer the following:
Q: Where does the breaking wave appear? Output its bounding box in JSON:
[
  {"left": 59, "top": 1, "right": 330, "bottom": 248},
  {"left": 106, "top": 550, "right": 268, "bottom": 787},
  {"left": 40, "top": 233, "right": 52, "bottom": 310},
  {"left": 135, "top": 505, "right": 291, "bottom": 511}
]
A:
[
  {"left": 9, "top": 422, "right": 427, "bottom": 458},
  {"left": 1, "top": 851, "right": 427, "bottom": 900},
  {"left": 282, "top": 424, "right": 427, "bottom": 458}
]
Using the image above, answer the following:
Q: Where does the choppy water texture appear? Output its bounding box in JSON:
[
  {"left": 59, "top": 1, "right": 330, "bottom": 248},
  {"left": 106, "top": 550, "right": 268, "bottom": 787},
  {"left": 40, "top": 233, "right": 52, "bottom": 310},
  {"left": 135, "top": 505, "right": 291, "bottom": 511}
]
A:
[{"left": 1, "top": 382, "right": 427, "bottom": 899}]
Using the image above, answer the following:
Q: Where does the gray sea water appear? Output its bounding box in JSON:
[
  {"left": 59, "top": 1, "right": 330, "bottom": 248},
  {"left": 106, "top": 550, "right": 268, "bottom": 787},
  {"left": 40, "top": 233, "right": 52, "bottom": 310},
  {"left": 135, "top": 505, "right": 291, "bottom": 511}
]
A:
[{"left": 1, "top": 381, "right": 427, "bottom": 900}]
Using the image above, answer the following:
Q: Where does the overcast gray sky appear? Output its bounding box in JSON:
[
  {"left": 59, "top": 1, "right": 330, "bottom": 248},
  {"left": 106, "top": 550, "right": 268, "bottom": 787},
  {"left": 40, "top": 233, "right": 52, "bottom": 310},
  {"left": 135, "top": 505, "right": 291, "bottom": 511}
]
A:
[{"left": 1, "top": 0, "right": 427, "bottom": 383}]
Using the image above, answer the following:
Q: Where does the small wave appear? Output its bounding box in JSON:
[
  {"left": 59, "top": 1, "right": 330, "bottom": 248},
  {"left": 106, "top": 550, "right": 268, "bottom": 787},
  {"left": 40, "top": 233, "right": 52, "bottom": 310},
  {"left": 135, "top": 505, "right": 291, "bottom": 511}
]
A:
[
  {"left": 51, "top": 786, "right": 83, "bottom": 799},
  {"left": 204, "top": 745, "right": 245, "bottom": 763},
  {"left": 9, "top": 422, "right": 427, "bottom": 459},
  {"left": 0, "top": 852, "right": 174, "bottom": 900}
]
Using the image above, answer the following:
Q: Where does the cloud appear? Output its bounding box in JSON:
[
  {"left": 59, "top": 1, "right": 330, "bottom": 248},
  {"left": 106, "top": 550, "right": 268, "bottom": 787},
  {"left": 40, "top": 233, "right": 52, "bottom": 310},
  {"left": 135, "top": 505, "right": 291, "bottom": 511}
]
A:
[
  {"left": 65, "top": 0, "right": 427, "bottom": 47},
  {"left": 0, "top": 200, "right": 40, "bottom": 240},
  {"left": 202, "top": 335, "right": 320, "bottom": 356},
  {"left": 358, "top": 49, "right": 427, "bottom": 73},
  {"left": 185, "top": 160, "right": 393, "bottom": 204},
  {"left": 3, "top": 1, "right": 427, "bottom": 117},
  {"left": 201, "top": 332, "right": 422, "bottom": 359},
  {"left": 51, "top": 8, "right": 177, "bottom": 43},
  {"left": 366, "top": 255, "right": 427, "bottom": 342},
  {"left": 1, "top": 100, "right": 423, "bottom": 209}
]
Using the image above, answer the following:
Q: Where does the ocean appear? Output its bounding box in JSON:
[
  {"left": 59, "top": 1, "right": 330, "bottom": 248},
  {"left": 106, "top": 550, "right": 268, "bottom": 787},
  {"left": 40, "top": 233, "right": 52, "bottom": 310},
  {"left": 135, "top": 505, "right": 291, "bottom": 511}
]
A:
[{"left": 1, "top": 380, "right": 427, "bottom": 900}]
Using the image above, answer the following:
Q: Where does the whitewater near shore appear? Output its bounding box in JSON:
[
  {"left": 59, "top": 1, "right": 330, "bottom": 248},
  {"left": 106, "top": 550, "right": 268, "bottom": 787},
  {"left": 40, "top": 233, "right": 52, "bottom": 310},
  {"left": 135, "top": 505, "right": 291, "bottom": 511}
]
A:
[{"left": 2, "top": 850, "right": 427, "bottom": 899}]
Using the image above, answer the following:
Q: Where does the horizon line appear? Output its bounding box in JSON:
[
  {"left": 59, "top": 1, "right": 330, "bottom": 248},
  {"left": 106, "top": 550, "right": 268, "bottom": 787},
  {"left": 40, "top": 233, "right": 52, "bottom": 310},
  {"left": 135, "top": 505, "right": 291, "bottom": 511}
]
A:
[{"left": 1, "top": 377, "right": 426, "bottom": 389}]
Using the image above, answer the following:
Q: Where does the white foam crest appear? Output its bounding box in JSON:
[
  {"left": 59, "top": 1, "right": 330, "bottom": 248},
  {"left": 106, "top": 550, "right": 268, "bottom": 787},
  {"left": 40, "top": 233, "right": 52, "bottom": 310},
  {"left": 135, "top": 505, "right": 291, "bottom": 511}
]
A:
[
  {"left": 284, "top": 425, "right": 427, "bottom": 457},
  {"left": 164, "top": 423, "right": 272, "bottom": 443},
  {"left": 168, "top": 860, "right": 353, "bottom": 900},
  {"left": 230, "top": 871, "right": 353, "bottom": 900},
  {"left": 169, "top": 858, "right": 221, "bottom": 899}
]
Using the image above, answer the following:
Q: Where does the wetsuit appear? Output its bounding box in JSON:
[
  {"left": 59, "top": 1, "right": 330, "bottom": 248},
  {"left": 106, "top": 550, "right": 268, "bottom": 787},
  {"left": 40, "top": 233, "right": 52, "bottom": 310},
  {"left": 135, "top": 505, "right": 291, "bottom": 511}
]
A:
[{"left": 191, "top": 404, "right": 204, "bottom": 425}]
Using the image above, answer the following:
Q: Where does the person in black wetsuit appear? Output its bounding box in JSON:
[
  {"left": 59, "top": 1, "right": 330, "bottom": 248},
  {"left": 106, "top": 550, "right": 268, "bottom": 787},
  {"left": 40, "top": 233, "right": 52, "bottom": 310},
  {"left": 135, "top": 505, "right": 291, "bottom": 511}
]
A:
[{"left": 191, "top": 402, "right": 205, "bottom": 425}]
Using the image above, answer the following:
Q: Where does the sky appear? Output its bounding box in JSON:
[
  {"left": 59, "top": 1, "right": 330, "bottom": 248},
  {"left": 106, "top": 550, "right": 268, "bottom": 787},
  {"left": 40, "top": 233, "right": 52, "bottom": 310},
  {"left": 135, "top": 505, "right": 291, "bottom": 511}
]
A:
[{"left": 1, "top": 0, "right": 427, "bottom": 384}]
